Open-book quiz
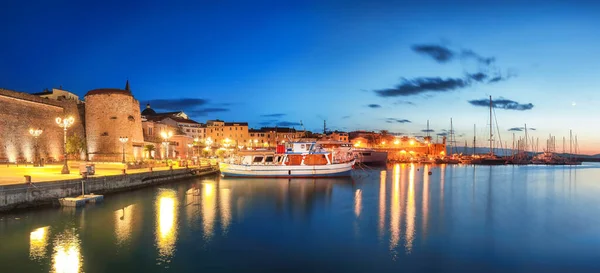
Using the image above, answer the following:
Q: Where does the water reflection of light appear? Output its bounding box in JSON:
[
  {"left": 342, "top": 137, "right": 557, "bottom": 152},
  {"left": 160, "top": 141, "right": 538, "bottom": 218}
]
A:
[
  {"left": 405, "top": 164, "right": 416, "bottom": 253},
  {"left": 422, "top": 164, "right": 430, "bottom": 237},
  {"left": 156, "top": 189, "right": 178, "bottom": 263},
  {"left": 354, "top": 189, "right": 362, "bottom": 218},
  {"left": 440, "top": 165, "right": 446, "bottom": 210},
  {"left": 202, "top": 182, "right": 216, "bottom": 240},
  {"left": 115, "top": 205, "right": 135, "bottom": 245},
  {"left": 52, "top": 229, "right": 82, "bottom": 273},
  {"left": 30, "top": 226, "right": 50, "bottom": 260},
  {"left": 378, "top": 170, "right": 387, "bottom": 239},
  {"left": 220, "top": 188, "right": 231, "bottom": 235},
  {"left": 390, "top": 164, "right": 401, "bottom": 254}
]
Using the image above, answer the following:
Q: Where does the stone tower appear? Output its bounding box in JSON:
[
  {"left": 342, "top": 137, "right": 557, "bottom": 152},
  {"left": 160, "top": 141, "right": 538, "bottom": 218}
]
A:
[{"left": 84, "top": 81, "right": 144, "bottom": 162}]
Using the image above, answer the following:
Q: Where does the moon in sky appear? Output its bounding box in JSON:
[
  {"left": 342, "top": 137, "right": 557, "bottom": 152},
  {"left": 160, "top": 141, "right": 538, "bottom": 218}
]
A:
[{"left": 572, "top": 102, "right": 577, "bottom": 106}]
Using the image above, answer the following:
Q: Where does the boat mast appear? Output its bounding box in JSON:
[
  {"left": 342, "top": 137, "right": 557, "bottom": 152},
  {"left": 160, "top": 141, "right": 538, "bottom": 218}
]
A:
[
  {"left": 473, "top": 124, "right": 476, "bottom": 156},
  {"left": 524, "top": 124, "right": 528, "bottom": 156},
  {"left": 427, "top": 120, "right": 430, "bottom": 155},
  {"left": 450, "top": 118, "right": 455, "bottom": 155},
  {"left": 489, "top": 95, "right": 493, "bottom": 156},
  {"left": 512, "top": 133, "right": 515, "bottom": 158},
  {"left": 570, "top": 129, "right": 573, "bottom": 159}
]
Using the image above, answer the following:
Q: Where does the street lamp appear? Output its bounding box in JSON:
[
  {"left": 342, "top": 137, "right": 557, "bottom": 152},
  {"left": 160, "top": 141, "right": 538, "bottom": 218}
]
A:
[
  {"left": 56, "top": 116, "right": 75, "bottom": 174},
  {"left": 119, "top": 136, "right": 129, "bottom": 163},
  {"left": 29, "top": 128, "right": 43, "bottom": 167},
  {"left": 160, "top": 131, "right": 173, "bottom": 159}
]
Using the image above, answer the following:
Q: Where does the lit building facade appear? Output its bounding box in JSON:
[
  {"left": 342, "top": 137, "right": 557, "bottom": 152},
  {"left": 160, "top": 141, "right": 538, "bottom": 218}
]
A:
[{"left": 206, "top": 120, "right": 249, "bottom": 148}]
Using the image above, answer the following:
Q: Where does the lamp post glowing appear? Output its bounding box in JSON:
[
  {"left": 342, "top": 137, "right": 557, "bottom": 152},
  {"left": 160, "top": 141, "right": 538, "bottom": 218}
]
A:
[
  {"left": 187, "top": 143, "right": 192, "bottom": 159},
  {"left": 205, "top": 138, "right": 213, "bottom": 157},
  {"left": 193, "top": 137, "right": 199, "bottom": 158},
  {"left": 161, "top": 131, "right": 173, "bottom": 159},
  {"left": 119, "top": 136, "right": 129, "bottom": 163},
  {"left": 29, "top": 128, "right": 43, "bottom": 167},
  {"left": 56, "top": 116, "right": 75, "bottom": 174}
]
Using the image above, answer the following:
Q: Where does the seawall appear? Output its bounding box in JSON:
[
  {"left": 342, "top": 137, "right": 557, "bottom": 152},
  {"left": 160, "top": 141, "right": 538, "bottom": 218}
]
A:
[{"left": 0, "top": 167, "right": 218, "bottom": 212}]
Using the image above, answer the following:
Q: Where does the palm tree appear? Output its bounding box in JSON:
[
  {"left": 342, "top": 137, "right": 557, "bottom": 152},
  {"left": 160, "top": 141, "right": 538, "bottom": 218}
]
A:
[{"left": 144, "top": 144, "right": 155, "bottom": 159}]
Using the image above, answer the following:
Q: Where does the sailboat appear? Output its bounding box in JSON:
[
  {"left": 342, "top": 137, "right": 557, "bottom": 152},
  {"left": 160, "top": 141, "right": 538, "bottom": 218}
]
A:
[
  {"left": 472, "top": 96, "right": 506, "bottom": 165},
  {"left": 435, "top": 118, "right": 460, "bottom": 164}
]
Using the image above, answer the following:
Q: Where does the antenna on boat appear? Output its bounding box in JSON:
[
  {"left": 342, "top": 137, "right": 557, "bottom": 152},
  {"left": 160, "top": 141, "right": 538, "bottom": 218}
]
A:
[{"left": 300, "top": 120, "right": 307, "bottom": 138}]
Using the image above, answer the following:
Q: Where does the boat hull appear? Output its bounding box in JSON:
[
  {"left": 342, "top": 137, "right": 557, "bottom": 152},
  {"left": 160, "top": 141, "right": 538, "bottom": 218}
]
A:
[
  {"left": 219, "top": 161, "right": 355, "bottom": 178},
  {"left": 354, "top": 150, "right": 388, "bottom": 165}
]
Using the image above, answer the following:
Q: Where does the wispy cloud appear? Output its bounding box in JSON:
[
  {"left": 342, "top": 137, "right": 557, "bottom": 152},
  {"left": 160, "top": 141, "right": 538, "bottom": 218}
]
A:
[
  {"left": 375, "top": 77, "right": 469, "bottom": 97},
  {"left": 375, "top": 43, "right": 513, "bottom": 98},
  {"left": 393, "top": 100, "right": 416, "bottom": 105},
  {"left": 412, "top": 44, "right": 454, "bottom": 63},
  {"left": 277, "top": 121, "right": 302, "bottom": 127},
  {"left": 187, "top": 108, "right": 229, "bottom": 116},
  {"left": 367, "top": 104, "right": 382, "bottom": 108},
  {"left": 341, "top": 115, "right": 351, "bottom": 119},
  {"left": 147, "top": 98, "right": 208, "bottom": 110},
  {"left": 385, "top": 118, "right": 411, "bottom": 124},
  {"left": 412, "top": 44, "right": 495, "bottom": 65},
  {"left": 421, "top": 129, "right": 435, "bottom": 133},
  {"left": 460, "top": 49, "right": 495, "bottom": 65},
  {"left": 260, "top": 113, "right": 286, "bottom": 118},
  {"left": 468, "top": 98, "right": 534, "bottom": 111},
  {"left": 508, "top": 127, "right": 537, "bottom": 132}
]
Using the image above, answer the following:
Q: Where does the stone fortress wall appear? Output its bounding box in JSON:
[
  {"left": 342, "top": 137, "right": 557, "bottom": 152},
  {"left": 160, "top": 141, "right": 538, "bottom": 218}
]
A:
[
  {"left": 0, "top": 89, "right": 85, "bottom": 163},
  {"left": 84, "top": 90, "right": 144, "bottom": 162}
]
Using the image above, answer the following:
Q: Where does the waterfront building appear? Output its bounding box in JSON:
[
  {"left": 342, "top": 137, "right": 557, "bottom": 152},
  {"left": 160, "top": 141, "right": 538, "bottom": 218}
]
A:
[
  {"left": 141, "top": 104, "right": 206, "bottom": 141},
  {"left": 206, "top": 120, "right": 249, "bottom": 148},
  {"left": 247, "top": 127, "right": 305, "bottom": 148}
]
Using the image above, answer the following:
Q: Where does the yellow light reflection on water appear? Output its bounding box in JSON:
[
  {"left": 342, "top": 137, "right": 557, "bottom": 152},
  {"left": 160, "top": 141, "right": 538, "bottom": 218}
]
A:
[
  {"left": 390, "top": 164, "right": 401, "bottom": 254},
  {"left": 220, "top": 188, "right": 231, "bottom": 235},
  {"left": 405, "top": 164, "right": 416, "bottom": 253},
  {"left": 422, "top": 164, "right": 430, "bottom": 237},
  {"left": 52, "top": 229, "right": 82, "bottom": 273},
  {"left": 30, "top": 226, "right": 50, "bottom": 260},
  {"left": 202, "top": 182, "right": 216, "bottom": 240},
  {"left": 115, "top": 205, "right": 135, "bottom": 245},
  {"left": 378, "top": 170, "right": 387, "bottom": 240},
  {"left": 354, "top": 189, "right": 362, "bottom": 218},
  {"left": 155, "top": 189, "right": 178, "bottom": 263}
]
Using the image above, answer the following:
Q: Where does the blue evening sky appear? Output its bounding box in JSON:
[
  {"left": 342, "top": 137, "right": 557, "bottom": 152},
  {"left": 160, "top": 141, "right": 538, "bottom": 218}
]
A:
[{"left": 1, "top": 0, "right": 599, "bottom": 153}]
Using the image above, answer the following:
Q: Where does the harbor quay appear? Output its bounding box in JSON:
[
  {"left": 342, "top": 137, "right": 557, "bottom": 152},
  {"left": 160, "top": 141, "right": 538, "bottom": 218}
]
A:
[{"left": 0, "top": 161, "right": 218, "bottom": 212}]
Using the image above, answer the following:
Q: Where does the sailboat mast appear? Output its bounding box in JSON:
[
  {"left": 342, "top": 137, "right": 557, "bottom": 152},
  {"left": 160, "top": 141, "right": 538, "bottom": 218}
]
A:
[
  {"left": 450, "top": 118, "right": 454, "bottom": 155},
  {"left": 473, "top": 124, "right": 476, "bottom": 156},
  {"left": 570, "top": 130, "right": 573, "bottom": 159},
  {"left": 489, "top": 95, "right": 493, "bottom": 156},
  {"left": 524, "top": 124, "right": 528, "bottom": 154}
]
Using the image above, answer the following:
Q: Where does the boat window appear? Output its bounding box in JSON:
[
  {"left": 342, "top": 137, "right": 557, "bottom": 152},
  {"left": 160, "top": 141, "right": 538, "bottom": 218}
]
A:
[
  {"left": 265, "top": 156, "right": 274, "bottom": 163},
  {"left": 362, "top": 152, "right": 372, "bottom": 156},
  {"left": 253, "top": 156, "right": 264, "bottom": 163}
]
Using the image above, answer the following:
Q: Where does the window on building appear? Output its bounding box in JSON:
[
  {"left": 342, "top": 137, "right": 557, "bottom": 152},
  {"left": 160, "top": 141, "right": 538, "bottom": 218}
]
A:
[{"left": 149, "top": 128, "right": 153, "bottom": 136}]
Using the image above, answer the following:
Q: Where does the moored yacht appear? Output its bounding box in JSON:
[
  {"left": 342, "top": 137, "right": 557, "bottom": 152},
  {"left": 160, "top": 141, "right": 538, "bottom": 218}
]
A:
[{"left": 219, "top": 141, "right": 355, "bottom": 178}]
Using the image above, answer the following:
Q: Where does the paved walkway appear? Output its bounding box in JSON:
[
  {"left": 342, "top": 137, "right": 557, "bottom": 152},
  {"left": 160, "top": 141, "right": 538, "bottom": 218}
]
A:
[{"left": 0, "top": 161, "right": 216, "bottom": 186}]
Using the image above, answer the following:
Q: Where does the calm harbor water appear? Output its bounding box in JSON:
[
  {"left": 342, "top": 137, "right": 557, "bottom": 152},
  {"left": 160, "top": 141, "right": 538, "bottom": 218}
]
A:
[{"left": 2, "top": 163, "right": 600, "bottom": 272}]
